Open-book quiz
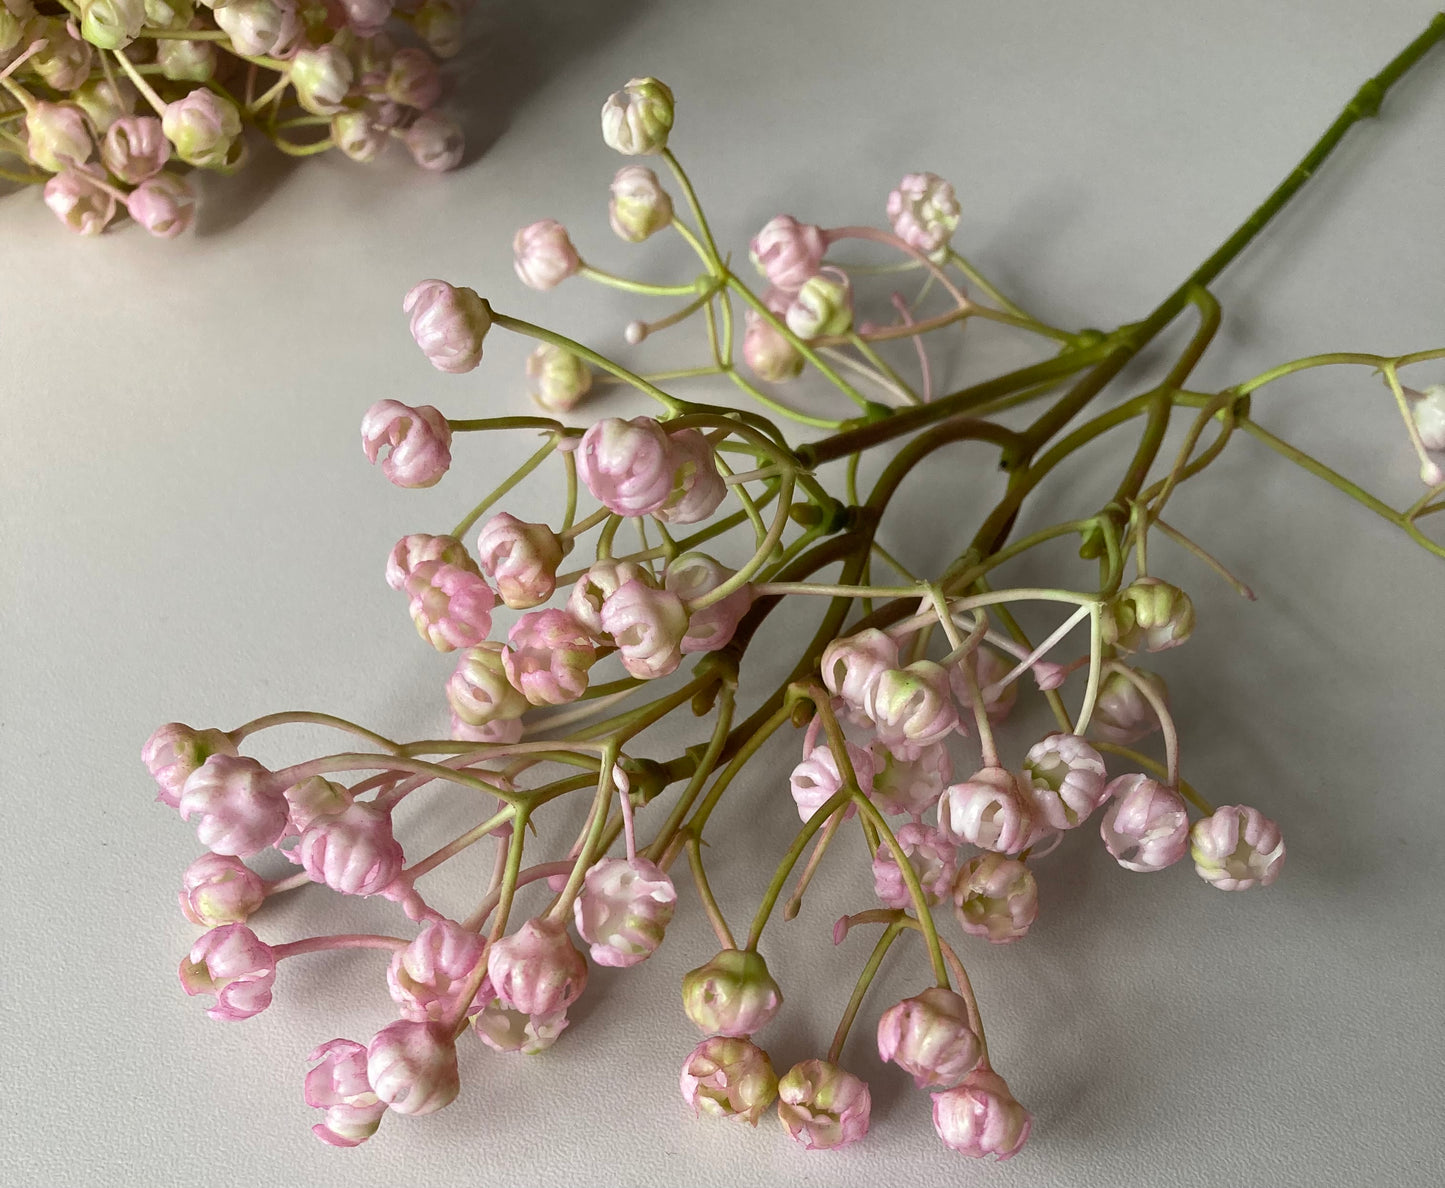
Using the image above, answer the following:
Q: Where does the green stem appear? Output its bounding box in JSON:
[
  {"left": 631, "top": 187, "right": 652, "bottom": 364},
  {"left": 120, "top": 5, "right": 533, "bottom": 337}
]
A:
[
  {"left": 685, "top": 835, "right": 736, "bottom": 948},
  {"left": 827, "top": 920, "right": 905, "bottom": 1065},
  {"left": 450, "top": 437, "right": 556, "bottom": 538}
]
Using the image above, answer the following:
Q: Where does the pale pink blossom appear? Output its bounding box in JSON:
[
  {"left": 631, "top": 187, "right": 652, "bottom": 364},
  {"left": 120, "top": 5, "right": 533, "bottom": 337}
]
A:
[
  {"left": 100, "top": 115, "right": 168, "bottom": 183},
  {"left": 162, "top": 88, "right": 242, "bottom": 169},
  {"left": 575, "top": 416, "right": 675, "bottom": 516},
  {"left": 332, "top": 109, "right": 388, "bottom": 163},
  {"left": 178, "top": 754, "right": 288, "bottom": 858},
  {"left": 872, "top": 822, "right": 956, "bottom": 909},
  {"left": 599, "top": 76, "right": 674, "bottom": 155},
  {"left": 298, "top": 802, "right": 404, "bottom": 896},
  {"left": 450, "top": 712, "right": 524, "bottom": 745},
  {"left": 680, "top": 1036, "right": 778, "bottom": 1125},
  {"left": 1190, "top": 805, "right": 1285, "bottom": 890},
  {"left": 1091, "top": 667, "right": 1167, "bottom": 744},
  {"left": 43, "top": 168, "right": 115, "bottom": 236},
  {"left": 869, "top": 739, "right": 952, "bottom": 817},
  {"left": 387, "top": 919, "right": 486, "bottom": 1021},
  {"left": 282, "top": 775, "right": 353, "bottom": 834},
  {"left": 413, "top": 0, "right": 463, "bottom": 56},
  {"left": 366, "top": 1019, "right": 459, "bottom": 1116},
  {"left": 155, "top": 38, "right": 218, "bottom": 85},
  {"left": 749, "top": 215, "right": 827, "bottom": 290},
  {"left": 77, "top": 0, "right": 145, "bottom": 52},
  {"left": 1103, "top": 577, "right": 1196, "bottom": 653},
  {"left": 932, "top": 1067, "right": 1032, "bottom": 1160},
  {"left": 290, "top": 44, "right": 353, "bottom": 115},
  {"left": 867, "top": 660, "right": 959, "bottom": 755},
  {"left": 1099, "top": 774, "right": 1189, "bottom": 872},
  {"left": 877, "top": 987, "right": 982, "bottom": 1088},
  {"left": 656, "top": 428, "right": 726, "bottom": 525},
  {"left": 567, "top": 559, "right": 655, "bottom": 637},
  {"left": 663, "top": 553, "right": 752, "bottom": 654},
  {"left": 513, "top": 218, "right": 580, "bottom": 290},
  {"left": 405, "top": 560, "right": 496, "bottom": 651},
  {"left": 178, "top": 923, "right": 276, "bottom": 1021},
  {"left": 385, "top": 533, "right": 475, "bottom": 592},
  {"left": 503, "top": 610, "right": 597, "bottom": 705},
  {"left": 26, "top": 101, "right": 92, "bottom": 172},
  {"left": 785, "top": 267, "right": 853, "bottom": 338},
  {"left": 789, "top": 740, "right": 873, "bottom": 822},
  {"left": 486, "top": 917, "right": 588, "bottom": 1016},
  {"left": 682, "top": 949, "right": 782, "bottom": 1037},
  {"left": 777, "top": 1059, "right": 871, "bottom": 1150},
  {"left": 305, "top": 1038, "right": 387, "bottom": 1147},
  {"left": 386, "top": 47, "right": 440, "bottom": 108},
  {"left": 949, "top": 647, "right": 1019, "bottom": 722},
  {"left": 609, "top": 164, "right": 673, "bottom": 241},
  {"left": 473, "top": 992, "right": 569, "bottom": 1054},
  {"left": 526, "top": 343, "right": 592, "bottom": 413},
  {"left": 474, "top": 513, "right": 564, "bottom": 609},
  {"left": 573, "top": 856, "right": 677, "bottom": 967},
  {"left": 179, "top": 853, "right": 266, "bottom": 927},
  {"left": 1412, "top": 385, "right": 1445, "bottom": 451},
  {"left": 821, "top": 628, "right": 900, "bottom": 715},
  {"left": 1022, "top": 733, "right": 1109, "bottom": 830},
  {"left": 447, "top": 643, "right": 530, "bottom": 727},
  {"left": 743, "top": 303, "right": 805, "bottom": 382},
  {"left": 886, "top": 172, "right": 961, "bottom": 259},
  {"left": 361, "top": 400, "right": 453, "bottom": 488},
  {"left": 403, "top": 279, "right": 491, "bottom": 374},
  {"left": 952, "top": 854, "right": 1038, "bottom": 943},
  {"left": 600, "top": 580, "right": 690, "bottom": 679},
  {"left": 71, "top": 76, "right": 135, "bottom": 132},
  {"left": 143, "top": 722, "right": 237, "bottom": 809},
  {"left": 126, "top": 173, "right": 196, "bottom": 239},
  {"left": 402, "top": 113, "right": 464, "bottom": 172},
  {"left": 212, "top": 0, "right": 288, "bottom": 56},
  {"left": 939, "top": 766, "right": 1033, "bottom": 854}
]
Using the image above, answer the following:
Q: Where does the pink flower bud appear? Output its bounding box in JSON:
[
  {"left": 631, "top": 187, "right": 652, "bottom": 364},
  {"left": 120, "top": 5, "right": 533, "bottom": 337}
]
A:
[
  {"left": 599, "top": 580, "right": 689, "bottom": 679},
  {"left": 156, "top": 37, "right": 217, "bottom": 84},
  {"left": 365, "top": 1020, "right": 459, "bottom": 1116},
  {"left": 282, "top": 775, "right": 353, "bottom": 833},
  {"left": 821, "top": 628, "right": 900, "bottom": 714},
  {"left": 305, "top": 1038, "right": 387, "bottom": 1147},
  {"left": 413, "top": 0, "right": 462, "bottom": 57},
  {"left": 777, "top": 1059, "right": 871, "bottom": 1150},
  {"left": 290, "top": 44, "right": 353, "bottom": 115},
  {"left": 786, "top": 267, "right": 855, "bottom": 340},
  {"left": 29, "top": 19, "right": 94, "bottom": 92},
  {"left": 949, "top": 647, "right": 1019, "bottom": 722},
  {"left": 886, "top": 172, "right": 961, "bottom": 260},
  {"left": 450, "top": 712, "right": 523, "bottom": 745},
  {"left": 749, "top": 214, "right": 827, "bottom": 290},
  {"left": 513, "top": 218, "right": 581, "bottom": 290},
  {"left": 1413, "top": 384, "right": 1445, "bottom": 451},
  {"left": 932, "top": 1067, "right": 1031, "bottom": 1159},
  {"left": 567, "top": 559, "right": 654, "bottom": 637},
  {"left": 402, "top": 279, "right": 491, "bottom": 374},
  {"left": 600, "top": 75, "right": 674, "bottom": 155},
  {"left": 682, "top": 948, "right": 782, "bottom": 1037},
  {"left": 877, "top": 987, "right": 982, "bottom": 1088},
  {"left": 1091, "top": 667, "right": 1167, "bottom": 744},
  {"left": 162, "top": 88, "right": 242, "bottom": 170},
  {"left": 663, "top": 553, "right": 753, "bottom": 654},
  {"left": 402, "top": 112, "right": 464, "bottom": 172},
  {"left": 212, "top": 0, "right": 287, "bottom": 56},
  {"left": 143, "top": 722, "right": 238, "bottom": 809},
  {"left": 26, "top": 101, "right": 92, "bottom": 172},
  {"left": 503, "top": 609, "right": 597, "bottom": 705},
  {"left": 387, "top": 919, "right": 486, "bottom": 1021},
  {"left": 474, "top": 512, "right": 564, "bottom": 609},
  {"left": 332, "top": 108, "right": 388, "bottom": 163},
  {"left": 178, "top": 923, "right": 276, "bottom": 1021},
  {"left": 486, "top": 917, "right": 588, "bottom": 1016},
  {"left": 1190, "top": 804, "right": 1285, "bottom": 890},
  {"left": 866, "top": 660, "right": 959, "bottom": 754},
  {"left": 872, "top": 822, "right": 956, "bottom": 909},
  {"left": 178, "top": 755, "right": 287, "bottom": 858},
  {"left": 1022, "top": 733, "right": 1108, "bottom": 830},
  {"left": 385, "top": 532, "right": 474, "bottom": 592},
  {"left": 473, "top": 989, "right": 569, "bottom": 1054},
  {"left": 869, "top": 739, "right": 952, "bottom": 817},
  {"left": 789, "top": 741, "right": 872, "bottom": 822},
  {"left": 179, "top": 853, "right": 266, "bottom": 927},
  {"left": 1099, "top": 774, "right": 1189, "bottom": 872},
  {"left": 43, "top": 167, "right": 116, "bottom": 236},
  {"left": 656, "top": 428, "right": 726, "bottom": 525},
  {"left": 447, "top": 643, "right": 529, "bottom": 727},
  {"left": 100, "top": 115, "right": 168, "bottom": 183},
  {"left": 298, "top": 802, "right": 404, "bottom": 896},
  {"left": 386, "top": 47, "right": 441, "bottom": 109},
  {"left": 573, "top": 856, "right": 677, "bottom": 967},
  {"left": 526, "top": 343, "right": 592, "bottom": 412},
  {"left": 939, "top": 766, "right": 1033, "bottom": 854},
  {"left": 1102, "top": 577, "right": 1196, "bottom": 653},
  {"left": 609, "top": 164, "right": 673, "bottom": 241},
  {"left": 680, "top": 1037, "right": 778, "bottom": 1125},
  {"left": 576, "top": 416, "right": 675, "bottom": 515},
  {"left": 127, "top": 172, "right": 196, "bottom": 239},
  {"left": 72, "top": 76, "right": 136, "bottom": 132},
  {"left": 361, "top": 399, "right": 453, "bottom": 488},
  {"left": 952, "top": 854, "right": 1038, "bottom": 943},
  {"left": 337, "top": 0, "right": 390, "bottom": 36},
  {"left": 405, "top": 560, "right": 495, "bottom": 650},
  {"left": 743, "top": 305, "right": 805, "bottom": 382}
]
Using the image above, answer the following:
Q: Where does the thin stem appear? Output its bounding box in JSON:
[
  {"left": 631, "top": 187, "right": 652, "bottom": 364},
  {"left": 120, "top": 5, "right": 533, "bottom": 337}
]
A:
[
  {"left": 577, "top": 263, "right": 698, "bottom": 296},
  {"left": 451, "top": 437, "right": 556, "bottom": 538},
  {"left": 685, "top": 835, "right": 736, "bottom": 948},
  {"left": 272, "top": 934, "right": 408, "bottom": 959},
  {"left": 827, "top": 920, "right": 904, "bottom": 1064},
  {"left": 227, "top": 710, "right": 404, "bottom": 750},
  {"left": 783, "top": 807, "right": 846, "bottom": 921},
  {"left": 1106, "top": 661, "right": 1180, "bottom": 785}
]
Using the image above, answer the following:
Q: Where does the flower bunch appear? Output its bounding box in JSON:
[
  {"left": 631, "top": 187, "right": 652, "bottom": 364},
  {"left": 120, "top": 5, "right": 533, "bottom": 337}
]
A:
[
  {"left": 147, "top": 36, "right": 1445, "bottom": 1163},
  {"left": 0, "top": 0, "right": 468, "bottom": 237}
]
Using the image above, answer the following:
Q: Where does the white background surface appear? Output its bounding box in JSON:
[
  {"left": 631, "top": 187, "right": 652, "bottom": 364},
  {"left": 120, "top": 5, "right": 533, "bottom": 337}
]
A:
[{"left": 3, "top": 2, "right": 1444, "bottom": 1186}]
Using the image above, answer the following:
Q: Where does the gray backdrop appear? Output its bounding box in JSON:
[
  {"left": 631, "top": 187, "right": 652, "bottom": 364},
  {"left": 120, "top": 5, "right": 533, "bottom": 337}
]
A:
[{"left": 3, "top": 2, "right": 1443, "bottom": 1186}]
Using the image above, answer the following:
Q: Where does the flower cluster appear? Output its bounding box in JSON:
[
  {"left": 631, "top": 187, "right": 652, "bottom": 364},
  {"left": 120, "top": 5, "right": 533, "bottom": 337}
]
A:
[
  {"left": 1, "top": 0, "right": 469, "bottom": 237},
  {"left": 142, "top": 55, "right": 1445, "bottom": 1165}
]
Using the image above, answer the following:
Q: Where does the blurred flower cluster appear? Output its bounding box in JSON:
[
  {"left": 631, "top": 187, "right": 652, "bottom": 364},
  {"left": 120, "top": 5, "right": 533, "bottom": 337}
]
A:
[{"left": 1, "top": 0, "right": 467, "bottom": 236}]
